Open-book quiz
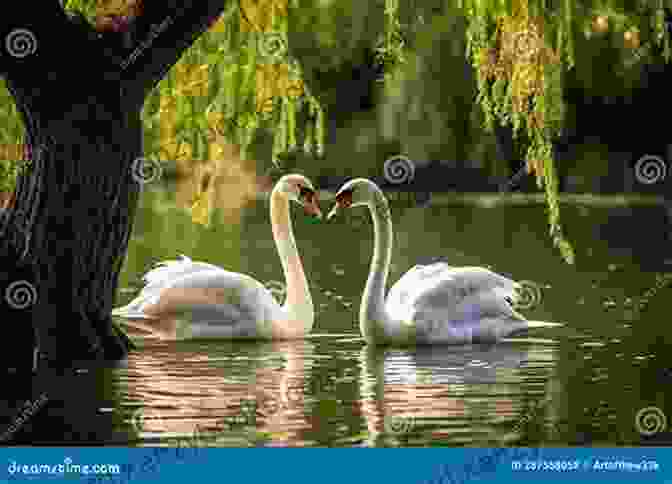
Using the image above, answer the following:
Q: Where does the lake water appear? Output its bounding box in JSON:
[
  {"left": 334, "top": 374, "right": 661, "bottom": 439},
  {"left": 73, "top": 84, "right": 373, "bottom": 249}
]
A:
[{"left": 46, "top": 181, "right": 672, "bottom": 446}]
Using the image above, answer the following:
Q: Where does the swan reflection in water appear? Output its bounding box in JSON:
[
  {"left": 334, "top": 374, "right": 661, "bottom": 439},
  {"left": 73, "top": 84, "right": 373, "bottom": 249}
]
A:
[
  {"left": 122, "top": 337, "right": 319, "bottom": 446},
  {"left": 121, "top": 326, "right": 561, "bottom": 446},
  {"left": 356, "top": 341, "right": 561, "bottom": 446}
]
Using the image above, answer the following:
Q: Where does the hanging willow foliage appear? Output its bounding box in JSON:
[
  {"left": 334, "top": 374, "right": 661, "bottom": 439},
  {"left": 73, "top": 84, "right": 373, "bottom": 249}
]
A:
[
  {"left": 375, "top": 0, "right": 408, "bottom": 85},
  {"left": 33, "top": 0, "right": 325, "bottom": 226},
  {"left": 0, "top": 80, "right": 24, "bottom": 194},
  {"left": 63, "top": 1, "right": 325, "bottom": 160},
  {"left": 455, "top": 0, "right": 672, "bottom": 263},
  {"left": 169, "top": 0, "right": 326, "bottom": 224},
  {"left": 1, "top": 0, "right": 671, "bottom": 252},
  {"left": 462, "top": 0, "right": 578, "bottom": 263}
]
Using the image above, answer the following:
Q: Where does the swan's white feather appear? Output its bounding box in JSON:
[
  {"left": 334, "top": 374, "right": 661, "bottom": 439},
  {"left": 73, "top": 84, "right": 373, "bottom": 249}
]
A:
[
  {"left": 386, "top": 263, "right": 520, "bottom": 320},
  {"left": 142, "top": 254, "right": 222, "bottom": 290},
  {"left": 384, "top": 264, "right": 526, "bottom": 343},
  {"left": 411, "top": 290, "right": 528, "bottom": 343},
  {"left": 113, "top": 262, "right": 282, "bottom": 338},
  {"left": 112, "top": 255, "right": 224, "bottom": 319}
]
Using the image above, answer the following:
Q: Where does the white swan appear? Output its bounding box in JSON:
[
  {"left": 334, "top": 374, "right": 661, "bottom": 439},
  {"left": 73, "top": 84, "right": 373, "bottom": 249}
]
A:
[
  {"left": 112, "top": 174, "right": 322, "bottom": 340},
  {"left": 326, "top": 178, "right": 537, "bottom": 345}
]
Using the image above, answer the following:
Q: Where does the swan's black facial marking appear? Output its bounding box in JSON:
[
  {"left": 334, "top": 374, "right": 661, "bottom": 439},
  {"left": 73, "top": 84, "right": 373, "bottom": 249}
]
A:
[
  {"left": 298, "top": 185, "right": 317, "bottom": 205},
  {"left": 335, "top": 188, "right": 353, "bottom": 209},
  {"left": 297, "top": 184, "right": 322, "bottom": 218},
  {"left": 299, "top": 185, "right": 314, "bottom": 200},
  {"left": 505, "top": 296, "right": 513, "bottom": 307}
]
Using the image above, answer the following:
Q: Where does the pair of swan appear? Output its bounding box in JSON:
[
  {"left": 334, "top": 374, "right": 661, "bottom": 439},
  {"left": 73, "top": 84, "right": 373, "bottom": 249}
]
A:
[{"left": 113, "top": 174, "right": 537, "bottom": 345}]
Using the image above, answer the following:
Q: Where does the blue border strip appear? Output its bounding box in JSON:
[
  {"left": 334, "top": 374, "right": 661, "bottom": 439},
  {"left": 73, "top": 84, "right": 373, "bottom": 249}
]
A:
[{"left": 1, "top": 448, "right": 669, "bottom": 483}]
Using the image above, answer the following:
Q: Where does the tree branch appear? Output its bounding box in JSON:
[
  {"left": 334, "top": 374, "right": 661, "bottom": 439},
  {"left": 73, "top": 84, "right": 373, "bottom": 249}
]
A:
[{"left": 120, "top": 0, "right": 232, "bottom": 111}]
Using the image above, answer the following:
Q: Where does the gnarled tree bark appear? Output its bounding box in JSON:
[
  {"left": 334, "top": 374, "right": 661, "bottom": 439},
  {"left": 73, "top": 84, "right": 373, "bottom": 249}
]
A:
[{"left": 0, "top": 0, "right": 230, "bottom": 373}]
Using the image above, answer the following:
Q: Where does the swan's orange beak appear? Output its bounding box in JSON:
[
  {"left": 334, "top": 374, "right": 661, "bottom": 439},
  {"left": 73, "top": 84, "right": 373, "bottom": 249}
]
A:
[
  {"left": 302, "top": 190, "right": 323, "bottom": 220},
  {"left": 326, "top": 189, "right": 352, "bottom": 222}
]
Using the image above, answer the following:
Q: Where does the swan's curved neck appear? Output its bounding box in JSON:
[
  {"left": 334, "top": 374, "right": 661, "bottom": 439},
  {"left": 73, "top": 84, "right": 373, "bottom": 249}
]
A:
[
  {"left": 361, "top": 187, "right": 394, "bottom": 342},
  {"left": 270, "top": 188, "right": 313, "bottom": 333}
]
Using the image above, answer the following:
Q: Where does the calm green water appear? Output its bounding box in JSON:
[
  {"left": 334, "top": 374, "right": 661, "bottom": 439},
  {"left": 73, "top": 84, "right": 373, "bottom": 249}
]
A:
[{"left": 110, "top": 182, "right": 672, "bottom": 447}]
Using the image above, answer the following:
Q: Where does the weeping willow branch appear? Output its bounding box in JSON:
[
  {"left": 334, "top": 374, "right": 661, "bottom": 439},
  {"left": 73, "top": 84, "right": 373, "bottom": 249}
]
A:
[
  {"left": 2, "top": 0, "right": 672, "bottom": 262},
  {"left": 464, "top": 0, "right": 576, "bottom": 263},
  {"left": 375, "top": 0, "right": 407, "bottom": 84}
]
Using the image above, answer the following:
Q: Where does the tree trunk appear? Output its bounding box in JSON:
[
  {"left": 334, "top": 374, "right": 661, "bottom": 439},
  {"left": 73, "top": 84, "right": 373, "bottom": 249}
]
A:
[
  {"left": 0, "top": 0, "right": 230, "bottom": 374},
  {"left": 0, "top": 87, "right": 143, "bottom": 370}
]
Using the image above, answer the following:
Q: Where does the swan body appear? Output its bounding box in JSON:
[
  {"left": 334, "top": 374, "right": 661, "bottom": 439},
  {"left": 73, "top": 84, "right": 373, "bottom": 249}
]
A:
[
  {"left": 112, "top": 174, "right": 322, "bottom": 340},
  {"left": 327, "top": 178, "right": 531, "bottom": 345}
]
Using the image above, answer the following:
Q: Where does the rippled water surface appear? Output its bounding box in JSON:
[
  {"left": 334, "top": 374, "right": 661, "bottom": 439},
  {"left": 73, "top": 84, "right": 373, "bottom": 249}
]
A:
[{"left": 67, "top": 182, "right": 672, "bottom": 446}]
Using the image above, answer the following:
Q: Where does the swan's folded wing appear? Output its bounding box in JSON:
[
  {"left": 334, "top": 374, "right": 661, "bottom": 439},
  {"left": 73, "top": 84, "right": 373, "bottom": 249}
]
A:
[
  {"left": 386, "top": 262, "right": 454, "bottom": 316},
  {"left": 413, "top": 290, "right": 527, "bottom": 342},
  {"left": 409, "top": 267, "right": 517, "bottom": 309},
  {"left": 143, "top": 270, "right": 266, "bottom": 327},
  {"left": 388, "top": 264, "right": 496, "bottom": 312},
  {"left": 395, "top": 266, "right": 520, "bottom": 321},
  {"left": 393, "top": 262, "right": 453, "bottom": 288},
  {"left": 142, "top": 257, "right": 225, "bottom": 292},
  {"left": 443, "top": 266, "right": 519, "bottom": 294}
]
